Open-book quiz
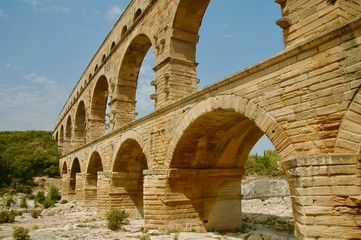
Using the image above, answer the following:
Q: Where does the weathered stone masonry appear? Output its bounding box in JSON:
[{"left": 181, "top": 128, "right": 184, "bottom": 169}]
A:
[{"left": 54, "top": 0, "right": 361, "bottom": 239}]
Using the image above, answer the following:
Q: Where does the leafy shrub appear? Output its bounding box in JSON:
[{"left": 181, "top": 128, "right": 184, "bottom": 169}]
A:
[
  {"left": 3, "top": 193, "right": 14, "bottom": 207},
  {"left": 20, "top": 195, "right": 28, "bottom": 208},
  {"left": 47, "top": 186, "right": 61, "bottom": 202},
  {"left": 12, "top": 227, "right": 30, "bottom": 240},
  {"left": 31, "top": 210, "right": 39, "bottom": 219},
  {"left": 42, "top": 198, "right": 55, "bottom": 209},
  {"left": 106, "top": 209, "right": 129, "bottom": 231},
  {"left": 0, "top": 210, "right": 16, "bottom": 223},
  {"left": 35, "top": 191, "right": 45, "bottom": 204}
]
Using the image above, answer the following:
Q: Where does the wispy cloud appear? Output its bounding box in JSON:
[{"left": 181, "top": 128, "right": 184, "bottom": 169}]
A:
[
  {"left": 24, "top": 0, "right": 71, "bottom": 14},
  {"left": 5, "top": 64, "right": 27, "bottom": 71},
  {"left": 223, "top": 34, "right": 232, "bottom": 39},
  {"left": 105, "top": 5, "right": 122, "bottom": 23},
  {"left": 0, "top": 9, "right": 8, "bottom": 18},
  {"left": 0, "top": 70, "right": 67, "bottom": 130}
]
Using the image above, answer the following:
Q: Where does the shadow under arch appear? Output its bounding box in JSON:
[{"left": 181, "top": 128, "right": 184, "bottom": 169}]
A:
[
  {"left": 163, "top": 95, "right": 297, "bottom": 232},
  {"left": 73, "top": 100, "right": 86, "bottom": 148},
  {"left": 110, "top": 137, "right": 148, "bottom": 218},
  {"left": 64, "top": 115, "right": 72, "bottom": 152},
  {"left": 69, "top": 158, "right": 81, "bottom": 193},
  {"left": 171, "top": 0, "right": 210, "bottom": 63},
  {"left": 89, "top": 75, "right": 110, "bottom": 140},
  {"left": 165, "top": 95, "right": 297, "bottom": 169},
  {"left": 61, "top": 161, "right": 68, "bottom": 175},
  {"left": 86, "top": 151, "right": 104, "bottom": 188},
  {"left": 82, "top": 151, "right": 104, "bottom": 205},
  {"left": 113, "top": 32, "right": 156, "bottom": 129}
]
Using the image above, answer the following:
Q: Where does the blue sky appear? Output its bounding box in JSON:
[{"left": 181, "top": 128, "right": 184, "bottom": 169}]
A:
[{"left": 0, "top": 0, "right": 283, "bottom": 154}]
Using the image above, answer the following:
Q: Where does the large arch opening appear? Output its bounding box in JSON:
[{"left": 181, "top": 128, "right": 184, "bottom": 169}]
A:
[
  {"left": 135, "top": 49, "right": 155, "bottom": 118},
  {"left": 171, "top": 0, "right": 283, "bottom": 156},
  {"left": 111, "top": 139, "right": 148, "bottom": 218},
  {"left": 167, "top": 109, "right": 290, "bottom": 232},
  {"left": 90, "top": 76, "right": 110, "bottom": 139},
  {"left": 70, "top": 158, "right": 81, "bottom": 193},
  {"left": 114, "top": 34, "right": 154, "bottom": 128},
  {"left": 171, "top": 110, "right": 263, "bottom": 169},
  {"left": 74, "top": 101, "right": 86, "bottom": 148}
]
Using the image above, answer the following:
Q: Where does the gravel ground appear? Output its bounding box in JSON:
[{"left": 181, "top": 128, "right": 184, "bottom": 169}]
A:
[{"left": 0, "top": 196, "right": 294, "bottom": 240}]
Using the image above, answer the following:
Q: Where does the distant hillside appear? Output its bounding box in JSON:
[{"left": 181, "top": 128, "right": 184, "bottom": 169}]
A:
[{"left": 0, "top": 131, "right": 59, "bottom": 192}]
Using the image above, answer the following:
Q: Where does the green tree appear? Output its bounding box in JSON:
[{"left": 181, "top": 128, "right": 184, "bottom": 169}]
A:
[
  {"left": 0, "top": 131, "right": 60, "bottom": 191},
  {"left": 245, "top": 150, "right": 282, "bottom": 176}
]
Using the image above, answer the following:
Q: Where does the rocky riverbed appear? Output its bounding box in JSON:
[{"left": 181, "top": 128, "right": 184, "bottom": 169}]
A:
[{"left": 0, "top": 177, "right": 295, "bottom": 240}]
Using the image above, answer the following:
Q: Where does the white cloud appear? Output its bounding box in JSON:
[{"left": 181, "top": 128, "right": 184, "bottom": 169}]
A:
[
  {"left": 24, "top": 0, "right": 71, "bottom": 14},
  {"left": 223, "top": 34, "right": 232, "bottom": 39},
  {"left": 5, "top": 64, "right": 27, "bottom": 71},
  {"left": 0, "top": 71, "right": 67, "bottom": 130},
  {"left": 105, "top": 6, "right": 122, "bottom": 23},
  {"left": 0, "top": 9, "right": 7, "bottom": 17},
  {"left": 23, "top": 71, "right": 37, "bottom": 81},
  {"left": 24, "top": 0, "right": 40, "bottom": 7}
]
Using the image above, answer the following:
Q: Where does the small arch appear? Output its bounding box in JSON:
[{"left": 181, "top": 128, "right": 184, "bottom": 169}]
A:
[
  {"left": 133, "top": 8, "right": 142, "bottom": 22},
  {"left": 113, "top": 139, "right": 148, "bottom": 172},
  {"left": 55, "top": 131, "right": 59, "bottom": 144},
  {"left": 89, "top": 73, "right": 92, "bottom": 79},
  {"left": 89, "top": 75, "right": 110, "bottom": 140},
  {"left": 94, "top": 64, "right": 98, "bottom": 72},
  {"left": 70, "top": 158, "right": 81, "bottom": 192},
  {"left": 61, "top": 161, "right": 68, "bottom": 175},
  {"left": 74, "top": 101, "right": 86, "bottom": 148},
  {"left": 121, "top": 26, "right": 128, "bottom": 37},
  {"left": 65, "top": 116, "right": 72, "bottom": 144},
  {"left": 112, "top": 138, "right": 148, "bottom": 217},
  {"left": 86, "top": 151, "right": 104, "bottom": 191},
  {"left": 102, "top": 54, "right": 106, "bottom": 62},
  {"left": 60, "top": 125, "right": 64, "bottom": 145},
  {"left": 111, "top": 41, "right": 116, "bottom": 50}
]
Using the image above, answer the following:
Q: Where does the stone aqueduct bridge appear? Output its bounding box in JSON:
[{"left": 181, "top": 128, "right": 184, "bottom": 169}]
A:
[{"left": 53, "top": 0, "right": 361, "bottom": 239}]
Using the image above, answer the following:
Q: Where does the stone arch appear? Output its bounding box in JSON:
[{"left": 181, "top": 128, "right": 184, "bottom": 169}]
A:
[
  {"left": 70, "top": 157, "right": 81, "bottom": 192},
  {"left": 110, "top": 132, "right": 148, "bottom": 218},
  {"left": 73, "top": 101, "right": 86, "bottom": 148},
  {"left": 121, "top": 26, "right": 127, "bottom": 37},
  {"left": 165, "top": 95, "right": 297, "bottom": 168},
  {"left": 335, "top": 86, "right": 361, "bottom": 154},
  {"left": 113, "top": 31, "right": 156, "bottom": 129},
  {"left": 111, "top": 41, "right": 116, "bottom": 50},
  {"left": 133, "top": 8, "right": 142, "bottom": 22},
  {"left": 61, "top": 161, "right": 68, "bottom": 175},
  {"left": 163, "top": 95, "right": 296, "bottom": 232},
  {"left": 60, "top": 125, "right": 64, "bottom": 144},
  {"left": 54, "top": 131, "right": 59, "bottom": 144},
  {"left": 170, "top": 0, "right": 210, "bottom": 63},
  {"left": 172, "top": 0, "right": 210, "bottom": 36},
  {"left": 113, "top": 138, "right": 148, "bottom": 173},
  {"left": 65, "top": 115, "right": 72, "bottom": 151},
  {"left": 112, "top": 130, "right": 150, "bottom": 170},
  {"left": 89, "top": 75, "right": 110, "bottom": 140},
  {"left": 86, "top": 151, "right": 104, "bottom": 187}
]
